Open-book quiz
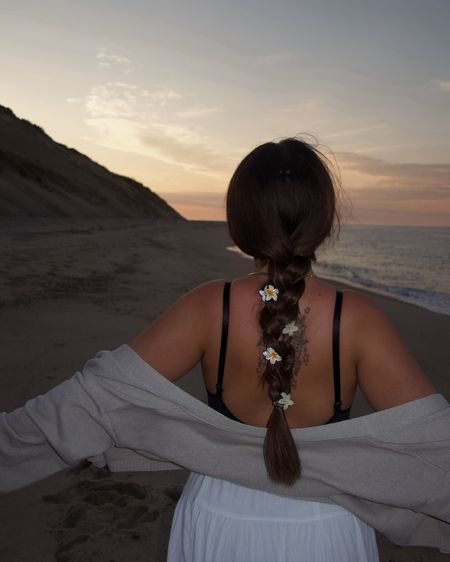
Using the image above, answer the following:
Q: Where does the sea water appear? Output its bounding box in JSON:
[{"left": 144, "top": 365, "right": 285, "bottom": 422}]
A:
[{"left": 227, "top": 225, "right": 450, "bottom": 316}]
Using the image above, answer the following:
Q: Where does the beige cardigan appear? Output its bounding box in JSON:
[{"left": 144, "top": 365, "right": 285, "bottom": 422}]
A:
[{"left": 1, "top": 344, "right": 449, "bottom": 553}]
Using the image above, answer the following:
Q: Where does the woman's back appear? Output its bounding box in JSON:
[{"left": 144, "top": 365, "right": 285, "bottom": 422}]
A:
[
  {"left": 188, "top": 274, "right": 434, "bottom": 429},
  {"left": 130, "top": 272, "right": 436, "bottom": 427},
  {"left": 201, "top": 274, "right": 357, "bottom": 428}
]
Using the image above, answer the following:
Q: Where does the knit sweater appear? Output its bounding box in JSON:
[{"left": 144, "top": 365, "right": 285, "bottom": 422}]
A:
[{"left": 1, "top": 344, "right": 449, "bottom": 553}]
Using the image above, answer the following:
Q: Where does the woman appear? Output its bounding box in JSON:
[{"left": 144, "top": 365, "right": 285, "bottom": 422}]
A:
[{"left": 127, "top": 138, "right": 437, "bottom": 561}]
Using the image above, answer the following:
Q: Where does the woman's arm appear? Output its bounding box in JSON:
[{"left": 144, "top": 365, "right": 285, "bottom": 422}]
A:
[
  {"left": 346, "top": 292, "right": 437, "bottom": 411},
  {"left": 0, "top": 280, "right": 223, "bottom": 492},
  {"left": 0, "top": 356, "right": 117, "bottom": 492}
]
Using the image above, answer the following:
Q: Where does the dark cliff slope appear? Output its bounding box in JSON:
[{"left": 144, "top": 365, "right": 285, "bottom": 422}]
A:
[{"left": 0, "top": 106, "right": 183, "bottom": 219}]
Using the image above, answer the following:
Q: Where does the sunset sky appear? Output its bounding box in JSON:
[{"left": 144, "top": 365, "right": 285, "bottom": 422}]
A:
[{"left": 1, "top": 0, "right": 449, "bottom": 225}]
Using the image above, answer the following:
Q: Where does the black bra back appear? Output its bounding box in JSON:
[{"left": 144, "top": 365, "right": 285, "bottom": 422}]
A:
[{"left": 208, "top": 282, "right": 350, "bottom": 424}]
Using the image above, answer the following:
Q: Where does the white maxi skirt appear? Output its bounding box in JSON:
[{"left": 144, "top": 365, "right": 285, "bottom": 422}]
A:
[{"left": 168, "top": 472, "right": 379, "bottom": 562}]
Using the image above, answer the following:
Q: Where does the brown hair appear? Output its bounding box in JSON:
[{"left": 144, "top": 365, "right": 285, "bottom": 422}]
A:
[{"left": 226, "top": 137, "right": 339, "bottom": 485}]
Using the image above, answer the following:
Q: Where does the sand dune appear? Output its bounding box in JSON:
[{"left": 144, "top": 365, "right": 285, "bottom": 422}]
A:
[{"left": 0, "top": 106, "right": 182, "bottom": 219}]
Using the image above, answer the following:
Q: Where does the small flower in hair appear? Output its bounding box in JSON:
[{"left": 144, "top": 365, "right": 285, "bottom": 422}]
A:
[
  {"left": 274, "top": 392, "right": 294, "bottom": 410},
  {"left": 259, "top": 284, "right": 279, "bottom": 302},
  {"left": 263, "top": 347, "right": 282, "bottom": 364},
  {"left": 282, "top": 321, "right": 298, "bottom": 337}
]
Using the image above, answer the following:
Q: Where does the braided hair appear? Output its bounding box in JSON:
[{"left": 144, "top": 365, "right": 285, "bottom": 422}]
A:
[{"left": 226, "top": 137, "right": 339, "bottom": 485}]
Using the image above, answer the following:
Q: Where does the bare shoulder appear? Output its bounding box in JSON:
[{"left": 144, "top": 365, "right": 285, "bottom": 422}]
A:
[
  {"left": 341, "top": 289, "right": 437, "bottom": 411},
  {"left": 127, "top": 279, "right": 227, "bottom": 381},
  {"left": 179, "top": 279, "right": 228, "bottom": 321},
  {"left": 158, "top": 278, "right": 227, "bottom": 315},
  {"left": 187, "top": 278, "right": 228, "bottom": 301},
  {"left": 340, "top": 289, "right": 406, "bottom": 339},
  {"left": 340, "top": 289, "right": 385, "bottom": 320}
]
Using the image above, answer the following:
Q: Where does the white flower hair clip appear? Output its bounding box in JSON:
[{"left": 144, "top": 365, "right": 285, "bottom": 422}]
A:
[
  {"left": 282, "top": 321, "right": 298, "bottom": 337},
  {"left": 263, "top": 347, "right": 282, "bottom": 364},
  {"left": 259, "top": 284, "right": 279, "bottom": 302},
  {"left": 274, "top": 392, "right": 294, "bottom": 410}
]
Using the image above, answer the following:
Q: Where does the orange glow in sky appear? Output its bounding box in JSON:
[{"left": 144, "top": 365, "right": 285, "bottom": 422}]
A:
[{"left": 1, "top": 1, "right": 449, "bottom": 226}]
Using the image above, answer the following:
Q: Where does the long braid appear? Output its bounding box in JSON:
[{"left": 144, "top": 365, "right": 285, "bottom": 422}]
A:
[
  {"left": 259, "top": 255, "right": 312, "bottom": 485},
  {"left": 226, "top": 136, "right": 339, "bottom": 485}
]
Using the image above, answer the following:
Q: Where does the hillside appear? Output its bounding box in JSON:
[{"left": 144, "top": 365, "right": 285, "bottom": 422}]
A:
[{"left": 0, "top": 106, "right": 183, "bottom": 219}]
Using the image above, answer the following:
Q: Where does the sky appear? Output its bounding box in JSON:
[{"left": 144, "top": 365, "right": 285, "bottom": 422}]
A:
[{"left": 1, "top": 0, "right": 449, "bottom": 225}]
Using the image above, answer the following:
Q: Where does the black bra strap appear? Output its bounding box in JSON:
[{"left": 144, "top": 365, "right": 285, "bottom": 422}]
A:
[
  {"left": 216, "top": 281, "right": 231, "bottom": 394},
  {"left": 332, "top": 290, "right": 343, "bottom": 408}
]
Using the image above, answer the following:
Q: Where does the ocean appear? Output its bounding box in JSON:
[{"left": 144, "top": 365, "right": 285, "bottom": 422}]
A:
[{"left": 227, "top": 225, "right": 450, "bottom": 316}]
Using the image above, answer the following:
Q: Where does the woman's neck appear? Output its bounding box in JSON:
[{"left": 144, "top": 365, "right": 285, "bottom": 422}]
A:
[
  {"left": 252, "top": 259, "right": 314, "bottom": 279},
  {"left": 253, "top": 258, "right": 268, "bottom": 273}
]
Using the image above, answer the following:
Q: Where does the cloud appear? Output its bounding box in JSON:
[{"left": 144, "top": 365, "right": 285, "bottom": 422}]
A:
[
  {"left": 340, "top": 144, "right": 404, "bottom": 155},
  {"left": 348, "top": 183, "right": 450, "bottom": 201},
  {"left": 337, "top": 152, "right": 450, "bottom": 184},
  {"left": 325, "top": 123, "right": 388, "bottom": 139},
  {"left": 97, "top": 48, "right": 131, "bottom": 73},
  {"left": 138, "top": 128, "right": 232, "bottom": 177},
  {"left": 175, "top": 106, "right": 222, "bottom": 118},
  {"left": 85, "top": 83, "right": 145, "bottom": 119},
  {"left": 434, "top": 80, "right": 450, "bottom": 92},
  {"left": 83, "top": 82, "right": 180, "bottom": 119},
  {"left": 79, "top": 77, "right": 450, "bottom": 210},
  {"left": 336, "top": 152, "right": 450, "bottom": 202},
  {"left": 142, "top": 88, "right": 181, "bottom": 104},
  {"left": 81, "top": 81, "right": 234, "bottom": 178}
]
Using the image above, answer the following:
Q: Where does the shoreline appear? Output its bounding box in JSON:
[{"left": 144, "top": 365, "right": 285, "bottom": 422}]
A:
[
  {"left": 318, "top": 272, "right": 449, "bottom": 317},
  {"left": 225, "top": 242, "right": 450, "bottom": 318}
]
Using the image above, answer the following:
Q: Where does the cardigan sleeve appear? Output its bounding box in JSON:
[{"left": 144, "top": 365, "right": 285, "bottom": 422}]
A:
[{"left": 0, "top": 363, "right": 117, "bottom": 493}]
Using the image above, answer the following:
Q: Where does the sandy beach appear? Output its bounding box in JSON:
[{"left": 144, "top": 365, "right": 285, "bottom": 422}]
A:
[{"left": 0, "top": 218, "right": 449, "bottom": 562}]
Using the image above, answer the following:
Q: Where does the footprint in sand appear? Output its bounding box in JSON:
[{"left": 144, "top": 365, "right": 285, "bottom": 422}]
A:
[{"left": 42, "top": 464, "right": 179, "bottom": 562}]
